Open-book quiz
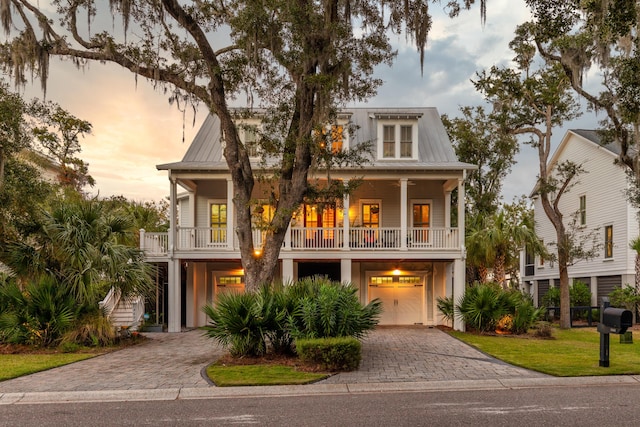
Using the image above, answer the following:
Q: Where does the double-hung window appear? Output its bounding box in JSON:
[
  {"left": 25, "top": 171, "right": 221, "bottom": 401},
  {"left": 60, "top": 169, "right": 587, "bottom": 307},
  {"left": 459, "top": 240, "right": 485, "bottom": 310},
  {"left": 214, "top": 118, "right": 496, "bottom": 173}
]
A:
[
  {"left": 579, "top": 195, "right": 586, "bottom": 226},
  {"left": 605, "top": 225, "right": 613, "bottom": 259},
  {"left": 383, "top": 125, "right": 395, "bottom": 158}
]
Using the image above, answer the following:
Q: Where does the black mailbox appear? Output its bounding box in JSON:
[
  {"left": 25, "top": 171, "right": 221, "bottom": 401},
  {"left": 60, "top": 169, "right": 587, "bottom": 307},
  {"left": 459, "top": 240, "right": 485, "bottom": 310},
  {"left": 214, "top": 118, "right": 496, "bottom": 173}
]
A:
[{"left": 602, "top": 307, "right": 633, "bottom": 334}]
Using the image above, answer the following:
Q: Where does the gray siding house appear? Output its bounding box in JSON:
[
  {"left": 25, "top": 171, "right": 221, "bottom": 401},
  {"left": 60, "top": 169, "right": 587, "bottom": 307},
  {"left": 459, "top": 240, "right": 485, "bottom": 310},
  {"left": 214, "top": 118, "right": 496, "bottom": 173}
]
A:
[{"left": 142, "top": 108, "right": 474, "bottom": 332}]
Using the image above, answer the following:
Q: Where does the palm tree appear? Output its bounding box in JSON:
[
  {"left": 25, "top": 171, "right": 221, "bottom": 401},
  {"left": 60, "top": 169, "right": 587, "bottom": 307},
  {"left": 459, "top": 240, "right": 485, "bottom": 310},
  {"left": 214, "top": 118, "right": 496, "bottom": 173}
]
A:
[
  {"left": 630, "top": 237, "right": 640, "bottom": 292},
  {"left": 467, "top": 204, "right": 544, "bottom": 288},
  {"left": 0, "top": 197, "right": 154, "bottom": 306}
]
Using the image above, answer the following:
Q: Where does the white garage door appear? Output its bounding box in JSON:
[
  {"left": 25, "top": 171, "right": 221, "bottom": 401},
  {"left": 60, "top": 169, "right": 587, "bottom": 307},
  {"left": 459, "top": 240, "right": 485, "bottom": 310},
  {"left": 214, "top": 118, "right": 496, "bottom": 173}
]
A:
[{"left": 369, "top": 276, "right": 424, "bottom": 325}]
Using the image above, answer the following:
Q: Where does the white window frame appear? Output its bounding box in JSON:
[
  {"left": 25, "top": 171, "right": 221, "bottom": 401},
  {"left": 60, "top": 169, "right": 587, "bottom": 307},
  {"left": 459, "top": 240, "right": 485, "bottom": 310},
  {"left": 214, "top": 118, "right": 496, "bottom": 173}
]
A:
[
  {"left": 579, "top": 194, "right": 586, "bottom": 226},
  {"left": 410, "top": 199, "right": 432, "bottom": 228},
  {"left": 604, "top": 223, "right": 614, "bottom": 260},
  {"left": 359, "top": 199, "right": 382, "bottom": 227},
  {"left": 376, "top": 120, "right": 418, "bottom": 160},
  {"left": 237, "top": 120, "right": 262, "bottom": 158},
  {"left": 208, "top": 199, "right": 228, "bottom": 244}
]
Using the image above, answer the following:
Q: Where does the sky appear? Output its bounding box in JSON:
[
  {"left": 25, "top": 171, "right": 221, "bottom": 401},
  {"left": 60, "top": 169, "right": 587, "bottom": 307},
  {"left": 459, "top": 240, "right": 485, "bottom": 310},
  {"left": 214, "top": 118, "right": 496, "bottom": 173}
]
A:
[{"left": 10, "top": 0, "right": 598, "bottom": 204}]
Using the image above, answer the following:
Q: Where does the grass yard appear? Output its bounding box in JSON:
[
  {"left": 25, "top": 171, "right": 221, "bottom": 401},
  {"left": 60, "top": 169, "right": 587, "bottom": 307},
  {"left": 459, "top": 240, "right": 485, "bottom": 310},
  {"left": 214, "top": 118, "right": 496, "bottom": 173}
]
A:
[
  {"left": 206, "top": 362, "right": 329, "bottom": 386},
  {"left": 450, "top": 327, "right": 640, "bottom": 376},
  {"left": 0, "top": 353, "right": 96, "bottom": 381}
]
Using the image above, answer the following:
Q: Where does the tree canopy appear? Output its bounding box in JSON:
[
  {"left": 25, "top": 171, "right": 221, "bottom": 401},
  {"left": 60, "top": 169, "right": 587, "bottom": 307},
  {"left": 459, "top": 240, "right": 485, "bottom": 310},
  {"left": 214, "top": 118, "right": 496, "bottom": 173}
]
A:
[{"left": 0, "top": 0, "right": 488, "bottom": 289}]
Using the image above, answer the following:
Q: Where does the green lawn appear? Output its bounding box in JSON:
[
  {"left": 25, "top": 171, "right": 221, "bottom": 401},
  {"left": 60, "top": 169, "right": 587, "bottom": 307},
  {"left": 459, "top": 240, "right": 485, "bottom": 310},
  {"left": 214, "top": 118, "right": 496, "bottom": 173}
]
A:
[
  {"left": 206, "top": 362, "right": 329, "bottom": 386},
  {"left": 0, "top": 353, "right": 96, "bottom": 381},
  {"left": 450, "top": 328, "right": 640, "bottom": 376}
]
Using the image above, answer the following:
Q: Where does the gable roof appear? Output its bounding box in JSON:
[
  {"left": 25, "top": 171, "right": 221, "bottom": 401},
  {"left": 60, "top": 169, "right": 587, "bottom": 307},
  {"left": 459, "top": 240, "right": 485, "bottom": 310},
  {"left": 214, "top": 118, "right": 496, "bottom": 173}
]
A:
[
  {"left": 529, "top": 129, "right": 621, "bottom": 196},
  {"left": 157, "top": 108, "right": 475, "bottom": 172}
]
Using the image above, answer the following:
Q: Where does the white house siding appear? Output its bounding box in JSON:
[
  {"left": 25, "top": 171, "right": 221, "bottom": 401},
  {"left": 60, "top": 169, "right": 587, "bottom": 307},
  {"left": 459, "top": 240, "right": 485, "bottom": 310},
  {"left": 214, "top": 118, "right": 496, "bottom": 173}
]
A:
[{"left": 525, "top": 131, "right": 638, "bottom": 306}]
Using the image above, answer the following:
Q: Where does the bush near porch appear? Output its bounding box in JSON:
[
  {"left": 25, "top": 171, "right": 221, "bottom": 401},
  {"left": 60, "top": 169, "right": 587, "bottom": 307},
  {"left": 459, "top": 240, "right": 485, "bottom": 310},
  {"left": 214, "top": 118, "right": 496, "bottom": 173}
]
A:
[
  {"left": 201, "top": 277, "right": 381, "bottom": 370},
  {"left": 438, "top": 282, "right": 545, "bottom": 334}
]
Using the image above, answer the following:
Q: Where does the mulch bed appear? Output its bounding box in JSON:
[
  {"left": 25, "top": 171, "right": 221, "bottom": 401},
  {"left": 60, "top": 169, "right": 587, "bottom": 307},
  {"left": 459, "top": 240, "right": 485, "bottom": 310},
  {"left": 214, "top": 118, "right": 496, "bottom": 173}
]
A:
[
  {"left": 214, "top": 352, "right": 330, "bottom": 373},
  {"left": 0, "top": 334, "right": 148, "bottom": 355}
]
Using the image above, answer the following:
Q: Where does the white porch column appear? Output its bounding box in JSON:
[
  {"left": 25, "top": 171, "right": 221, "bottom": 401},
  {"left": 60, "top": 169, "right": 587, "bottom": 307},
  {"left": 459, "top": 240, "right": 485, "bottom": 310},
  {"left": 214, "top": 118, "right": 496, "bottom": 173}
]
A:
[
  {"left": 341, "top": 259, "right": 352, "bottom": 284},
  {"left": 282, "top": 259, "right": 294, "bottom": 284},
  {"left": 591, "top": 276, "right": 598, "bottom": 306},
  {"left": 167, "top": 258, "right": 181, "bottom": 332},
  {"left": 457, "top": 176, "right": 465, "bottom": 249},
  {"left": 167, "top": 176, "right": 182, "bottom": 332},
  {"left": 400, "top": 178, "right": 408, "bottom": 250},
  {"left": 453, "top": 258, "right": 466, "bottom": 331},
  {"left": 343, "top": 179, "right": 350, "bottom": 250},
  {"left": 226, "top": 178, "right": 234, "bottom": 249},
  {"left": 188, "top": 192, "right": 196, "bottom": 227},
  {"left": 169, "top": 176, "right": 177, "bottom": 255},
  {"left": 444, "top": 191, "right": 451, "bottom": 229}
]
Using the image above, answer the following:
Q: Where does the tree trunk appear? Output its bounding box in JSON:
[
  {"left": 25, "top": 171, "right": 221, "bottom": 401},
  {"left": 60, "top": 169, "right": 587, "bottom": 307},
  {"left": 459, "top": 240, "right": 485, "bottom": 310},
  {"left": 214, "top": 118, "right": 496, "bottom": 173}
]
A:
[
  {"left": 557, "top": 239, "right": 571, "bottom": 329},
  {"left": 493, "top": 254, "right": 506, "bottom": 289}
]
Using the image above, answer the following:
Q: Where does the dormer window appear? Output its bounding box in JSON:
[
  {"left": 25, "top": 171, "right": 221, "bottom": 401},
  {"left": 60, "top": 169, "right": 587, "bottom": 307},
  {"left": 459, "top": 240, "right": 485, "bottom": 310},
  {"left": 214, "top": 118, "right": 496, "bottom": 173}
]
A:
[
  {"left": 315, "top": 124, "right": 347, "bottom": 153},
  {"left": 374, "top": 113, "right": 420, "bottom": 160},
  {"left": 238, "top": 122, "right": 260, "bottom": 158}
]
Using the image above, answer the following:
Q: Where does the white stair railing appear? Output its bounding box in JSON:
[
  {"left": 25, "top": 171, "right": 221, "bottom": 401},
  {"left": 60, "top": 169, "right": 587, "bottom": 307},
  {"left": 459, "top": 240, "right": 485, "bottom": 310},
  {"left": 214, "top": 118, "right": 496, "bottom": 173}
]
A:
[{"left": 99, "top": 287, "right": 121, "bottom": 318}]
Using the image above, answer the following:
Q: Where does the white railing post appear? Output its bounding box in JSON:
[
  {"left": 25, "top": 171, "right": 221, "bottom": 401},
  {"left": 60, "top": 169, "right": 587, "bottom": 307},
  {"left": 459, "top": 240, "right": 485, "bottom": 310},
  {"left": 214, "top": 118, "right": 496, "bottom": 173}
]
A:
[{"left": 139, "top": 229, "right": 145, "bottom": 251}]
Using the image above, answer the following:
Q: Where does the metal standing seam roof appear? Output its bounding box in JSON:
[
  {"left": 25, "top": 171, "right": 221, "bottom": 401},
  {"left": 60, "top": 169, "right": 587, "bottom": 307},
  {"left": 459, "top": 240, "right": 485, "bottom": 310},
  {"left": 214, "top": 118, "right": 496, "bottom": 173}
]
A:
[{"left": 157, "top": 107, "right": 475, "bottom": 171}]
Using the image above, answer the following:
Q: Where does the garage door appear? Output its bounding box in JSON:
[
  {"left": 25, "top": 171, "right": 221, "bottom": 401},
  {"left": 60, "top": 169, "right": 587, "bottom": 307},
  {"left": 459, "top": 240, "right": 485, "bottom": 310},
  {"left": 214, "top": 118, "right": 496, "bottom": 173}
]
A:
[{"left": 369, "top": 275, "right": 423, "bottom": 325}]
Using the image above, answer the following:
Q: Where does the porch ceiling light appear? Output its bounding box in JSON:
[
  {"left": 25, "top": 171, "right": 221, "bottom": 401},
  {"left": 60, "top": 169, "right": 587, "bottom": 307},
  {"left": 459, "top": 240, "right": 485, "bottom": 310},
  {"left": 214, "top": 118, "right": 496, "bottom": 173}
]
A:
[
  {"left": 392, "top": 268, "right": 401, "bottom": 276},
  {"left": 254, "top": 249, "right": 263, "bottom": 258}
]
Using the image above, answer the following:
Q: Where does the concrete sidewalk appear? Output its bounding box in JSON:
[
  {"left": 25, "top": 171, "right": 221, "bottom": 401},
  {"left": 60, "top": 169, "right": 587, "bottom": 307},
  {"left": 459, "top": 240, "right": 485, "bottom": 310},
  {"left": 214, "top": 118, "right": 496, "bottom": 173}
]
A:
[{"left": 2, "top": 326, "right": 637, "bottom": 405}]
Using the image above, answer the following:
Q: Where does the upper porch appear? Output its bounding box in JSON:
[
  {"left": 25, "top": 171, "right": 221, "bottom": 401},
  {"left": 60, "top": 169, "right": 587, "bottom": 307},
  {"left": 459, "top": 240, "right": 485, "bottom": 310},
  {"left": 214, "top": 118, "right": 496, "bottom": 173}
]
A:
[{"left": 141, "top": 225, "right": 460, "bottom": 259}]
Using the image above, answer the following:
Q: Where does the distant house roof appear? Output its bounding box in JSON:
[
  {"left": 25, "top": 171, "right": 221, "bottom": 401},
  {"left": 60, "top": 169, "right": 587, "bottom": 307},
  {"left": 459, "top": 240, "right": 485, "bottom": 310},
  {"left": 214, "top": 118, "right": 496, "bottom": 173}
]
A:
[
  {"left": 157, "top": 108, "right": 475, "bottom": 172},
  {"left": 570, "top": 129, "right": 621, "bottom": 155}
]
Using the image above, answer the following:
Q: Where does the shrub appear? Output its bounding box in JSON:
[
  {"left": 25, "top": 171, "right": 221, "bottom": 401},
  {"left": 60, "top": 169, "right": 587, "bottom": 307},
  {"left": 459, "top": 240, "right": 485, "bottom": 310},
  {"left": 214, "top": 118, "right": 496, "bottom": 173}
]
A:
[
  {"left": 510, "top": 299, "right": 545, "bottom": 334},
  {"left": 286, "top": 277, "right": 381, "bottom": 340},
  {"left": 61, "top": 312, "right": 117, "bottom": 347},
  {"left": 531, "top": 321, "right": 554, "bottom": 338},
  {"left": 609, "top": 285, "right": 640, "bottom": 310},
  {"left": 541, "top": 287, "right": 560, "bottom": 308},
  {"left": 542, "top": 282, "right": 593, "bottom": 308},
  {"left": 457, "top": 283, "right": 507, "bottom": 333},
  {"left": 296, "top": 337, "right": 362, "bottom": 371},
  {"left": 436, "top": 295, "right": 454, "bottom": 323},
  {"left": 571, "top": 281, "right": 592, "bottom": 307},
  {"left": 0, "top": 276, "right": 78, "bottom": 346},
  {"left": 202, "top": 292, "right": 270, "bottom": 357}
]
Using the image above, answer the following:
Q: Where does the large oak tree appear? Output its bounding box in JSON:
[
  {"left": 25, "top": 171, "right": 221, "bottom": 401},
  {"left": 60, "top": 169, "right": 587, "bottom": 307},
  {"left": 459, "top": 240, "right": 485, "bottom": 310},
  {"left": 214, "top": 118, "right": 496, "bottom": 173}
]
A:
[{"left": 0, "top": 0, "right": 486, "bottom": 290}]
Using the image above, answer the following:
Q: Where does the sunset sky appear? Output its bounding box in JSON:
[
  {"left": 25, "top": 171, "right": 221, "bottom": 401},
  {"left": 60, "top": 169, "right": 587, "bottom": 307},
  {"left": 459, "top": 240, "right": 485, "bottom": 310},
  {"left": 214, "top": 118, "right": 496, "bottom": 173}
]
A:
[{"left": 13, "top": 0, "right": 597, "bottom": 204}]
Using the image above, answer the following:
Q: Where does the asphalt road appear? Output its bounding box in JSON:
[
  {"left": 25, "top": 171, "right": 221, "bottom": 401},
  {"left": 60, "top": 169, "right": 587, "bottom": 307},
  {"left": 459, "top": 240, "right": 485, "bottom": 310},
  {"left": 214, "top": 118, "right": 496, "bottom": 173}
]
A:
[{"left": 2, "top": 383, "right": 640, "bottom": 426}]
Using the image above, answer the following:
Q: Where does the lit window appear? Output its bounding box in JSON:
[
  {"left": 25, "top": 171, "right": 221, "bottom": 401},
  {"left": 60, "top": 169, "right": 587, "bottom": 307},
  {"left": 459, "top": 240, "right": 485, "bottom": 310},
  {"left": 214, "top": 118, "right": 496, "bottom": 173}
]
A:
[
  {"left": 314, "top": 125, "right": 345, "bottom": 153},
  {"left": 605, "top": 225, "right": 613, "bottom": 258},
  {"left": 210, "top": 203, "right": 227, "bottom": 243},
  {"left": 579, "top": 195, "right": 586, "bottom": 226}
]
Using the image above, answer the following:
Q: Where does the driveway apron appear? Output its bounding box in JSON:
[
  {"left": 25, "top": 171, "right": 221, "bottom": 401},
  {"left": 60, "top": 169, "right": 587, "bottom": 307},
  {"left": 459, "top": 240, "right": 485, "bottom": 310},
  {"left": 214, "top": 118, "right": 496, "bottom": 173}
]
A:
[{"left": 0, "top": 326, "right": 546, "bottom": 393}]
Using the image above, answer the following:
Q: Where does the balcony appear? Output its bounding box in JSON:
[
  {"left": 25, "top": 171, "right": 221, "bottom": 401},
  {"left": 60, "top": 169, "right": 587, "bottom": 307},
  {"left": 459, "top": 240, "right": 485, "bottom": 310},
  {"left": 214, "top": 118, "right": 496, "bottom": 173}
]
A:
[{"left": 140, "top": 227, "right": 460, "bottom": 256}]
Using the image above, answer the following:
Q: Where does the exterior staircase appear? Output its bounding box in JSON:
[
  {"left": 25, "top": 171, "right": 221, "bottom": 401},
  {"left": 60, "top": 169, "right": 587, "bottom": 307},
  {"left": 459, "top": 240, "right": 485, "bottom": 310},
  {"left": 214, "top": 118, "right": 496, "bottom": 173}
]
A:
[{"left": 99, "top": 288, "right": 145, "bottom": 332}]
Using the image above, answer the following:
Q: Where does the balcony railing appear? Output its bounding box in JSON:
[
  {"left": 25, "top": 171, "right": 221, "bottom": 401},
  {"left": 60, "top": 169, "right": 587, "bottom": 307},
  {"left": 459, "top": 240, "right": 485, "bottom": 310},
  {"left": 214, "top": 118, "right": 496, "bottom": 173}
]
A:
[{"left": 140, "top": 226, "right": 460, "bottom": 255}]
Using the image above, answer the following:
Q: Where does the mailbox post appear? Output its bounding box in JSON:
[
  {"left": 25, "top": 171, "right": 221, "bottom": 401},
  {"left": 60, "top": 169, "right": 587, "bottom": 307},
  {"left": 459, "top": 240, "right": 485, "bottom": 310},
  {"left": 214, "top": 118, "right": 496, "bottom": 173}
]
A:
[{"left": 597, "top": 297, "right": 633, "bottom": 367}]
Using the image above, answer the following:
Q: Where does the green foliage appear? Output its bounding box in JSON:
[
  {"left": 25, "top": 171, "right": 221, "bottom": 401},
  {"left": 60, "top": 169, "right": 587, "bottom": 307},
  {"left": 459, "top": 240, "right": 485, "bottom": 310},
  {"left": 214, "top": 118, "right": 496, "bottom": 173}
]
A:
[
  {"left": 202, "top": 277, "right": 380, "bottom": 357},
  {"left": 609, "top": 285, "right": 640, "bottom": 310},
  {"left": 202, "top": 292, "right": 271, "bottom": 357},
  {"left": 541, "top": 281, "right": 593, "bottom": 308},
  {"left": 457, "top": 283, "right": 508, "bottom": 333},
  {"left": 61, "top": 312, "right": 117, "bottom": 347},
  {"left": 436, "top": 295, "right": 455, "bottom": 322},
  {"left": 296, "top": 337, "right": 362, "bottom": 371},
  {"left": 286, "top": 277, "right": 382, "bottom": 340},
  {"left": 570, "top": 281, "right": 592, "bottom": 307},
  {"left": 457, "top": 283, "right": 543, "bottom": 334},
  {"left": 0, "top": 276, "right": 79, "bottom": 347}
]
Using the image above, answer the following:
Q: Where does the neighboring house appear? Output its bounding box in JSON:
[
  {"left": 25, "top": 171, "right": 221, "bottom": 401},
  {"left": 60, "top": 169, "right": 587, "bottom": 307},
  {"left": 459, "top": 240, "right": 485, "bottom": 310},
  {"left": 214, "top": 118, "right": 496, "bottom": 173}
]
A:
[
  {"left": 521, "top": 129, "right": 638, "bottom": 307},
  {"left": 142, "top": 108, "right": 475, "bottom": 332}
]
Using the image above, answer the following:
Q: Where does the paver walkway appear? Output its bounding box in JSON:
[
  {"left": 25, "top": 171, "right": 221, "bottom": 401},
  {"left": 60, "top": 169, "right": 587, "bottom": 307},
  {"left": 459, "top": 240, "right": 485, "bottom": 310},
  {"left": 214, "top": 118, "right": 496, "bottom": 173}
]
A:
[
  {"left": 322, "top": 326, "right": 546, "bottom": 384},
  {"left": 0, "top": 326, "right": 546, "bottom": 393}
]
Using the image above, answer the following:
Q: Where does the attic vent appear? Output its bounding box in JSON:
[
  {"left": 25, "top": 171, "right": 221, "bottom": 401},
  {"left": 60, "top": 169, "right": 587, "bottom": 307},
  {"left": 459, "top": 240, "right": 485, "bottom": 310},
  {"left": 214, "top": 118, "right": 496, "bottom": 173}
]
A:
[{"left": 370, "top": 113, "right": 423, "bottom": 120}]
